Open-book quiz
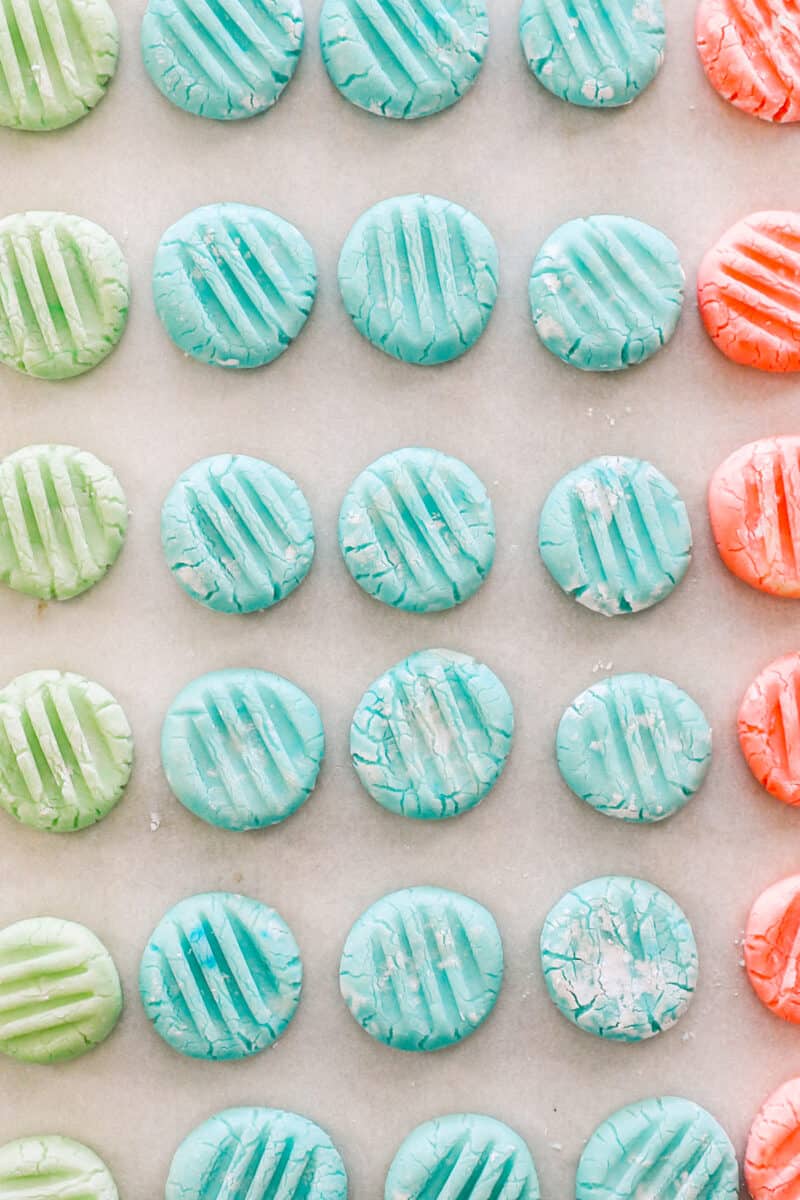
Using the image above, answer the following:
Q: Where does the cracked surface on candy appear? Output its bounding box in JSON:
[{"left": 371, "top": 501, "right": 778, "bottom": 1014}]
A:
[
  {"left": 319, "top": 0, "right": 488, "bottom": 120},
  {"left": 141, "top": 0, "right": 303, "bottom": 120},
  {"left": 538, "top": 455, "right": 692, "bottom": 617},
  {"left": 539, "top": 875, "right": 699, "bottom": 1041},
  {"left": 745, "top": 1077, "right": 800, "bottom": 1200},
  {"left": 709, "top": 436, "right": 800, "bottom": 595},
  {"left": 350, "top": 648, "right": 513, "bottom": 820},
  {"left": 739, "top": 653, "right": 800, "bottom": 806},
  {"left": 162, "top": 668, "right": 324, "bottom": 831},
  {"left": 139, "top": 891, "right": 302, "bottom": 1060},
  {"left": 339, "top": 885, "right": 503, "bottom": 1051},
  {"left": 698, "top": 212, "right": 800, "bottom": 372},
  {"left": 337, "top": 194, "right": 498, "bottom": 365},
  {"left": 697, "top": 0, "right": 800, "bottom": 123},
  {"left": 0, "top": 211, "right": 129, "bottom": 380},
  {"left": 0, "top": 669, "right": 133, "bottom": 833},
  {"left": 0, "top": 917, "right": 121, "bottom": 1064},
  {"left": 519, "top": 0, "right": 665, "bottom": 108},
  {"left": 0, "top": 444, "right": 127, "bottom": 601},
  {"left": 529, "top": 215, "right": 684, "bottom": 372},
  {"left": 166, "top": 1107, "right": 347, "bottom": 1200},
  {"left": 152, "top": 202, "right": 316, "bottom": 369},
  {"left": 576, "top": 1096, "right": 738, "bottom": 1200},
  {"left": 161, "top": 454, "right": 314, "bottom": 614},
  {"left": 385, "top": 1113, "right": 540, "bottom": 1200},
  {"left": 0, "top": 1135, "right": 118, "bottom": 1200},
  {"left": 744, "top": 874, "right": 800, "bottom": 1023},
  {"left": 0, "top": 0, "right": 118, "bottom": 131},
  {"left": 339, "top": 447, "right": 495, "bottom": 613},
  {"left": 557, "top": 673, "right": 712, "bottom": 823}
]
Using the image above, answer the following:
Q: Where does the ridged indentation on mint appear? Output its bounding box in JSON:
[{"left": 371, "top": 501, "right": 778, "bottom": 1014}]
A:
[
  {"left": 0, "top": 1137, "right": 118, "bottom": 1200},
  {"left": 713, "top": 0, "right": 800, "bottom": 120},
  {"left": 387, "top": 1115, "right": 541, "bottom": 1200},
  {"left": 715, "top": 224, "right": 800, "bottom": 352}
]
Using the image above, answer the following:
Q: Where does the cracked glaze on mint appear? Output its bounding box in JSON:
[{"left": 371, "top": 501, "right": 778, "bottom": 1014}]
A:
[
  {"left": 162, "top": 668, "right": 324, "bottom": 830},
  {"left": 385, "top": 1113, "right": 540, "bottom": 1200},
  {"left": 0, "top": 0, "right": 118, "bottom": 130},
  {"left": 338, "top": 194, "right": 498, "bottom": 364},
  {"left": 339, "top": 886, "right": 503, "bottom": 1051},
  {"left": 557, "top": 673, "right": 712, "bottom": 823},
  {"left": 0, "top": 670, "right": 133, "bottom": 834},
  {"left": 697, "top": 0, "right": 800, "bottom": 124},
  {"left": 0, "top": 917, "right": 121, "bottom": 1064},
  {"left": 0, "top": 1136, "right": 118, "bottom": 1200},
  {"left": 0, "top": 444, "right": 127, "bottom": 601},
  {"left": 577, "top": 1097, "right": 739, "bottom": 1200},
  {"left": 0, "top": 211, "right": 129, "bottom": 380},
  {"left": 153, "top": 203, "right": 317, "bottom": 369},
  {"left": 141, "top": 0, "right": 304, "bottom": 120},
  {"left": 529, "top": 215, "right": 684, "bottom": 371},
  {"left": 351, "top": 649, "right": 513, "bottom": 820},
  {"left": 319, "top": 0, "right": 488, "bottom": 119},
  {"left": 520, "top": 0, "right": 665, "bottom": 107},
  {"left": 538, "top": 455, "right": 692, "bottom": 616},
  {"left": 166, "top": 1107, "right": 348, "bottom": 1200},
  {"left": 161, "top": 454, "right": 315, "bottom": 614},
  {"left": 339, "top": 447, "right": 494, "bottom": 612},
  {"left": 139, "top": 891, "right": 302, "bottom": 1060},
  {"left": 540, "top": 875, "right": 699, "bottom": 1041}
]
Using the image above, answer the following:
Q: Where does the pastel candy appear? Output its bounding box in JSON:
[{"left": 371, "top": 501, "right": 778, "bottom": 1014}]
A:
[
  {"left": 351, "top": 648, "right": 513, "bottom": 820},
  {"left": 338, "top": 194, "right": 499, "bottom": 364},
  {"left": 152, "top": 203, "right": 317, "bottom": 369},
  {"left": 162, "top": 668, "right": 324, "bottom": 830},
  {"left": 339, "top": 886, "right": 503, "bottom": 1051},
  {"left": 745, "top": 1077, "right": 800, "bottom": 1200},
  {"left": 385, "top": 1114, "right": 540, "bottom": 1200},
  {"left": 141, "top": 0, "right": 303, "bottom": 120},
  {"left": 166, "top": 1108, "right": 347, "bottom": 1200},
  {"left": 519, "top": 0, "right": 665, "bottom": 108},
  {"left": 540, "top": 875, "right": 699, "bottom": 1041},
  {"left": 0, "top": 211, "right": 129, "bottom": 380},
  {"left": 529, "top": 215, "right": 684, "bottom": 372},
  {"left": 538, "top": 455, "right": 692, "bottom": 616},
  {"left": 557, "top": 673, "right": 712, "bottom": 823},
  {"left": 739, "top": 653, "right": 800, "bottom": 806},
  {"left": 0, "top": 444, "right": 126, "bottom": 601},
  {"left": 139, "top": 891, "right": 302, "bottom": 1059},
  {"left": 319, "top": 0, "right": 488, "bottom": 119},
  {"left": 577, "top": 1097, "right": 738, "bottom": 1200},
  {"left": 0, "top": 670, "right": 133, "bottom": 833},
  {"left": 161, "top": 454, "right": 315, "bottom": 614},
  {"left": 697, "top": 0, "right": 800, "bottom": 123},
  {"left": 339, "top": 447, "right": 495, "bottom": 613},
  {"left": 0, "top": 0, "right": 118, "bottom": 131},
  {"left": 698, "top": 211, "right": 800, "bottom": 372},
  {"left": 709, "top": 437, "right": 800, "bottom": 595},
  {"left": 0, "top": 1137, "right": 118, "bottom": 1200},
  {"left": 744, "top": 874, "right": 800, "bottom": 1023}
]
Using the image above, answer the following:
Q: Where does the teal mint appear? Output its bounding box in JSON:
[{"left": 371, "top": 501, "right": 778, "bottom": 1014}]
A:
[
  {"left": 162, "top": 669, "right": 324, "bottom": 831},
  {"left": 339, "top": 447, "right": 495, "bottom": 612},
  {"left": 557, "top": 673, "right": 712, "bottom": 823},
  {"left": 351, "top": 648, "right": 513, "bottom": 819},
  {"left": 139, "top": 891, "right": 302, "bottom": 1060},
  {"left": 339, "top": 886, "right": 503, "bottom": 1051},
  {"left": 576, "top": 1097, "right": 739, "bottom": 1200},
  {"left": 153, "top": 203, "right": 316, "bottom": 369},
  {"left": 520, "top": 0, "right": 665, "bottom": 108},
  {"left": 166, "top": 1107, "right": 348, "bottom": 1200},
  {"left": 529, "top": 215, "right": 684, "bottom": 371},
  {"left": 338, "top": 194, "right": 498, "bottom": 364},
  {"left": 319, "top": 0, "right": 489, "bottom": 120},
  {"left": 538, "top": 455, "right": 692, "bottom": 616},
  {"left": 539, "top": 875, "right": 698, "bottom": 1042},
  {"left": 386, "top": 1114, "right": 540, "bottom": 1200},
  {"left": 141, "top": 0, "right": 304, "bottom": 120},
  {"left": 161, "top": 454, "right": 315, "bottom": 614}
]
